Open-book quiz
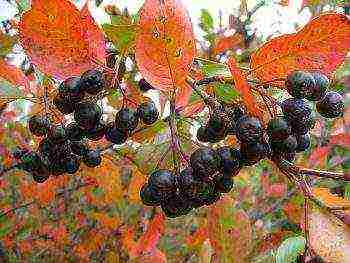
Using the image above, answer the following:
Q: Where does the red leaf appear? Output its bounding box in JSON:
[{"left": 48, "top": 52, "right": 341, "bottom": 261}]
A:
[
  {"left": 227, "top": 57, "right": 262, "bottom": 119},
  {"left": 330, "top": 133, "right": 350, "bottom": 148},
  {"left": 250, "top": 13, "right": 350, "bottom": 83},
  {"left": 0, "top": 59, "right": 30, "bottom": 90},
  {"left": 135, "top": 0, "right": 196, "bottom": 91},
  {"left": 213, "top": 33, "right": 244, "bottom": 55},
  {"left": 175, "top": 82, "right": 192, "bottom": 108},
  {"left": 180, "top": 100, "right": 205, "bottom": 117},
  {"left": 309, "top": 146, "right": 332, "bottom": 168},
  {"left": 267, "top": 183, "right": 287, "bottom": 198},
  {"left": 19, "top": 0, "right": 105, "bottom": 80}
]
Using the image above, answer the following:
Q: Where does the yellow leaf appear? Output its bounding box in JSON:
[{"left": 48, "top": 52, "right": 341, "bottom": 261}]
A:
[{"left": 313, "top": 188, "right": 350, "bottom": 208}]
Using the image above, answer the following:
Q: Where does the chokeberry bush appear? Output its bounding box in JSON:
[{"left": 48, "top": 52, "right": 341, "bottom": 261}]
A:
[{"left": 0, "top": 0, "right": 349, "bottom": 262}]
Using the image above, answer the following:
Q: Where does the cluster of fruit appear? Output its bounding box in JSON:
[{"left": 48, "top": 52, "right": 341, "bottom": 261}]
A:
[
  {"left": 140, "top": 146, "right": 241, "bottom": 218},
  {"left": 14, "top": 72, "right": 159, "bottom": 183},
  {"left": 140, "top": 70, "right": 344, "bottom": 218}
]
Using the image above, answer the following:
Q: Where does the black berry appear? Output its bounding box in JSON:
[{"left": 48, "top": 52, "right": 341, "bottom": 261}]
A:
[
  {"left": 289, "top": 114, "right": 315, "bottom": 135},
  {"left": 240, "top": 142, "right": 270, "bottom": 166},
  {"left": 282, "top": 98, "right": 312, "bottom": 122},
  {"left": 138, "top": 78, "right": 154, "bottom": 92},
  {"left": 316, "top": 91, "right": 344, "bottom": 118},
  {"left": 267, "top": 116, "right": 291, "bottom": 141},
  {"left": 137, "top": 100, "right": 159, "bottom": 125},
  {"left": 70, "top": 141, "right": 89, "bottom": 156},
  {"left": 140, "top": 183, "right": 162, "bottom": 206},
  {"left": 236, "top": 116, "right": 263, "bottom": 143},
  {"left": 74, "top": 102, "right": 102, "bottom": 129},
  {"left": 270, "top": 135, "right": 297, "bottom": 153},
  {"left": 215, "top": 174, "right": 234, "bottom": 193},
  {"left": 32, "top": 171, "right": 50, "bottom": 183},
  {"left": 196, "top": 126, "right": 208, "bottom": 142},
  {"left": 28, "top": 115, "right": 51, "bottom": 137},
  {"left": 86, "top": 122, "right": 107, "bottom": 141},
  {"left": 53, "top": 94, "right": 76, "bottom": 115},
  {"left": 81, "top": 69, "right": 105, "bottom": 95},
  {"left": 63, "top": 154, "right": 81, "bottom": 174},
  {"left": 295, "top": 133, "right": 310, "bottom": 152},
  {"left": 105, "top": 123, "right": 128, "bottom": 144},
  {"left": 216, "top": 147, "right": 242, "bottom": 177},
  {"left": 161, "top": 193, "right": 192, "bottom": 218},
  {"left": 48, "top": 125, "right": 67, "bottom": 144},
  {"left": 83, "top": 150, "right": 102, "bottom": 168},
  {"left": 148, "top": 169, "right": 176, "bottom": 195},
  {"left": 286, "top": 70, "right": 315, "bottom": 99},
  {"left": 177, "top": 167, "right": 197, "bottom": 198},
  {"left": 65, "top": 122, "right": 86, "bottom": 141},
  {"left": 190, "top": 147, "right": 221, "bottom": 182},
  {"left": 115, "top": 108, "right": 139, "bottom": 132},
  {"left": 58, "top": 76, "right": 84, "bottom": 102},
  {"left": 207, "top": 111, "right": 227, "bottom": 133},
  {"left": 307, "top": 72, "right": 329, "bottom": 101}
]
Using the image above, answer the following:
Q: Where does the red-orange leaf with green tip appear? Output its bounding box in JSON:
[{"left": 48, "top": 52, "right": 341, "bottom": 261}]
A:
[
  {"left": 250, "top": 13, "right": 350, "bottom": 84},
  {"left": 227, "top": 57, "right": 262, "bottom": 120},
  {"left": 19, "top": 0, "right": 105, "bottom": 80},
  {"left": 135, "top": 0, "right": 196, "bottom": 92}
]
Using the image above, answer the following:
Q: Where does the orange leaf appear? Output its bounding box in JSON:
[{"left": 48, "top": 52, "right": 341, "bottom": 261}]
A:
[
  {"left": 208, "top": 196, "right": 253, "bottom": 262},
  {"left": 19, "top": 0, "right": 105, "bottom": 80},
  {"left": 313, "top": 188, "right": 350, "bottom": 208},
  {"left": 213, "top": 34, "right": 244, "bottom": 55},
  {"left": 180, "top": 100, "right": 205, "bottom": 117},
  {"left": 250, "top": 13, "right": 350, "bottom": 83},
  {"left": 175, "top": 82, "right": 192, "bottom": 108},
  {"left": 0, "top": 59, "right": 30, "bottom": 90},
  {"left": 227, "top": 57, "right": 262, "bottom": 119},
  {"left": 135, "top": 0, "right": 196, "bottom": 91},
  {"left": 127, "top": 169, "right": 147, "bottom": 203},
  {"left": 330, "top": 133, "right": 350, "bottom": 148},
  {"left": 309, "top": 145, "right": 331, "bottom": 168}
]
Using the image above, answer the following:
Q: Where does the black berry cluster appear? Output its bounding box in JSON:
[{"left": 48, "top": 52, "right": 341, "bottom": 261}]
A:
[{"left": 140, "top": 146, "right": 242, "bottom": 218}]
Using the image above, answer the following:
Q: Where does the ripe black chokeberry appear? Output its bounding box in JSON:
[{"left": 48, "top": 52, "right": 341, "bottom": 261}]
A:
[
  {"left": 148, "top": 169, "right": 176, "bottom": 195},
  {"left": 137, "top": 100, "right": 159, "bottom": 125},
  {"left": 53, "top": 94, "right": 76, "bottom": 115},
  {"left": 32, "top": 171, "right": 50, "bottom": 183},
  {"left": 196, "top": 126, "right": 208, "bottom": 142},
  {"left": 83, "top": 150, "right": 102, "bottom": 168},
  {"left": 70, "top": 141, "right": 89, "bottom": 156},
  {"left": 216, "top": 146, "right": 242, "bottom": 177},
  {"left": 289, "top": 114, "right": 315, "bottom": 135},
  {"left": 207, "top": 111, "right": 227, "bottom": 133},
  {"left": 65, "top": 122, "right": 85, "bottom": 141},
  {"left": 295, "top": 133, "right": 310, "bottom": 152},
  {"left": 204, "top": 126, "right": 226, "bottom": 143},
  {"left": 105, "top": 123, "right": 128, "bottom": 144},
  {"left": 270, "top": 135, "right": 297, "bottom": 153},
  {"left": 215, "top": 174, "right": 234, "bottom": 193},
  {"left": 20, "top": 151, "right": 45, "bottom": 173},
  {"left": 177, "top": 167, "right": 197, "bottom": 198},
  {"left": 267, "top": 116, "right": 291, "bottom": 141},
  {"left": 58, "top": 76, "right": 84, "bottom": 102},
  {"left": 81, "top": 69, "right": 105, "bottom": 95},
  {"left": 140, "top": 183, "right": 162, "bottom": 206},
  {"left": 286, "top": 70, "right": 315, "bottom": 99},
  {"left": 316, "top": 91, "right": 344, "bottom": 118},
  {"left": 74, "top": 102, "right": 102, "bottom": 129},
  {"left": 86, "top": 122, "right": 107, "bottom": 141},
  {"left": 240, "top": 142, "right": 270, "bottom": 166},
  {"left": 48, "top": 125, "right": 67, "bottom": 144},
  {"left": 190, "top": 147, "right": 221, "bottom": 182},
  {"left": 12, "top": 147, "right": 28, "bottom": 159},
  {"left": 115, "top": 108, "right": 139, "bottom": 132},
  {"left": 282, "top": 98, "right": 312, "bottom": 122},
  {"left": 161, "top": 193, "right": 192, "bottom": 218},
  {"left": 236, "top": 116, "right": 263, "bottom": 143},
  {"left": 63, "top": 154, "right": 81, "bottom": 174},
  {"left": 28, "top": 115, "right": 51, "bottom": 137},
  {"left": 138, "top": 78, "right": 154, "bottom": 92},
  {"left": 307, "top": 72, "right": 329, "bottom": 101}
]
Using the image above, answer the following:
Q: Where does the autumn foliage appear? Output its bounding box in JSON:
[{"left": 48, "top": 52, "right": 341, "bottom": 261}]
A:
[{"left": 0, "top": 0, "right": 349, "bottom": 262}]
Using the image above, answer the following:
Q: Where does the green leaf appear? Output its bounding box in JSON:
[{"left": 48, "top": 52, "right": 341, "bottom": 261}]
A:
[
  {"left": 199, "top": 9, "right": 214, "bottom": 32},
  {"left": 102, "top": 24, "right": 137, "bottom": 52},
  {"left": 202, "top": 63, "right": 231, "bottom": 77},
  {"left": 214, "top": 83, "right": 240, "bottom": 103},
  {"left": 275, "top": 236, "right": 306, "bottom": 263}
]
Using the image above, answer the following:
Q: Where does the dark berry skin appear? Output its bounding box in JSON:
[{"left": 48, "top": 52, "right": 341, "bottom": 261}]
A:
[
  {"left": 28, "top": 115, "right": 51, "bottom": 137},
  {"left": 216, "top": 147, "right": 242, "bottom": 177},
  {"left": 189, "top": 181, "right": 217, "bottom": 207},
  {"left": 205, "top": 126, "right": 226, "bottom": 143},
  {"left": 267, "top": 117, "right": 291, "bottom": 142},
  {"left": 177, "top": 167, "right": 197, "bottom": 198},
  {"left": 190, "top": 147, "right": 221, "bottom": 182},
  {"left": 105, "top": 124, "right": 128, "bottom": 144},
  {"left": 207, "top": 111, "right": 227, "bottom": 133},
  {"left": 286, "top": 70, "right": 316, "bottom": 99},
  {"left": 74, "top": 102, "right": 102, "bottom": 129},
  {"left": 148, "top": 169, "right": 176, "bottom": 195},
  {"left": 65, "top": 122, "right": 86, "bottom": 141},
  {"left": 86, "top": 122, "right": 107, "bottom": 141},
  {"left": 316, "top": 91, "right": 344, "bottom": 118},
  {"left": 240, "top": 142, "right": 271, "bottom": 166},
  {"left": 295, "top": 133, "right": 310, "bottom": 152},
  {"left": 81, "top": 69, "right": 105, "bottom": 95},
  {"left": 53, "top": 94, "right": 76, "bottom": 115},
  {"left": 289, "top": 114, "right": 315, "bottom": 135},
  {"left": 32, "top": 171, "right": 50, "bottom": 183},
  {"left": 161, "top": 193, "right": 192, "bottom": 218},
  {"left": 196, "top": 126, "right": 208, "bottom": 142},
  {"left": 58, "top": 76, "right": 84, "bottom": 102},
  {"left": 83, "top": 150, "right": 102, "bottom": 168},
  {"left": 12, "top": 147, "right": 29, "bottom": 159},
  {"left": 225, "top": 104, "right": 245, "bottom": 122},
  {"left": 137, "top": 101, "right": 159, "bottom": 125},
  {"left": 307, "top": 72, "right": 329, "bottom": 101},
  {"left": 64, "top": 154, "right": 81, "bottom": 174},
  {"left": 282, "top": 98, "right": 312, "bottom": 122},
  {"left": 270, "top": 135, "right": 297, "bottom": 153},
  {"left": 48, "top": 125, "right": 67, "bottom": 144},
  {"left": 115, "top": 108, "right": 139, "bottom": 132},
  {"left": 70, "top": 141, "right": 89, "bottom": 156},
  {"left": 215, "top": 174, "right": 234, "bottom": 193},
  {"left": 140, "top": 183, "right": 162, "bottom": 206},
  {"left": 138, "top": 78, "right": 154, "bottom": 92},
  {"left": 236, "top": 116, "right": 263, "bottom": 143},
  {"left": 20, "top": 151, "right": 47, "bottom": 173}
]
